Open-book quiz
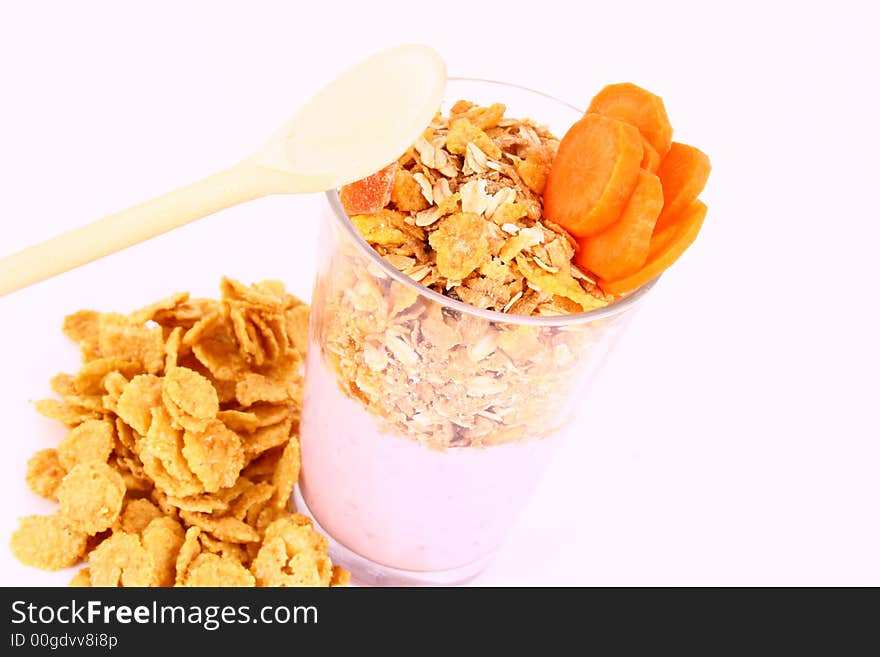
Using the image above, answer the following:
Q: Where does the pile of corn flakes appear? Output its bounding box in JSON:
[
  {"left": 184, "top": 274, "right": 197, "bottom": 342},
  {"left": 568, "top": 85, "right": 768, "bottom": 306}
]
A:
[{"left": 10, "top": 279, "right": 348, "bottom": 587}]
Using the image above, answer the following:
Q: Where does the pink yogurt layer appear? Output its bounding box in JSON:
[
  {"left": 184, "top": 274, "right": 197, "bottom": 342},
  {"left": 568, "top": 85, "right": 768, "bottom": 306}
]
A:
[{"left": 299, "top": 342, "right": 559, "bottom": 572}]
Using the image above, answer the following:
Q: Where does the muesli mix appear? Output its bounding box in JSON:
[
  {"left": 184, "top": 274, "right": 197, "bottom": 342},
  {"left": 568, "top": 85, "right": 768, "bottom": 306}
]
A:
[
  {"left": 340, "top": 100, "right": 613, "bottom": 315},
  {"left": 315, "top": 101, "right": 623, "bottom": 450}
]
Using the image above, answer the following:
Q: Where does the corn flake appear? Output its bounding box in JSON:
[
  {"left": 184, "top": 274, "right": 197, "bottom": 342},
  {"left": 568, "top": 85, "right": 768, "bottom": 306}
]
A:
[
  {"left": 181, "top": 420, "right": 245, "bottom": 493},
  {"left": 69, "top": 568, "right": 92, "bottom": 587},
  {"left": 235, "top": 373, "right": 290, "bottom": 407},
  {"left": 142, "top": 406, "right": 202, "bottom": 495},
  {"left": 428, "top": 212, "right": 489, "bottom": 280},
  {"left": 197, "top": 533, "right": 250, "bottom": 565},
  {"left": 174, "top": 526, "right": 202, "bottom": 585},
  {"left": 446, "top": 118, "right": 502, "bottom": 159},
  {"left": 183, "top": 553, "right": 255, "bottom": 587},
  {"left": 284, "top": 304, "right": 310, "bottom": 358},
  {"left": 228, "top": 481, "right": 275, "bottom": 520},
  {"left": 330, "top": 565, "right": 351, "bottom": 587},
  {"left": 56, "top": 462, "right": 125, "bottom": 535},
  {"left": 74, "top": 357, "right": 141, "bottom": 396},
  {"left": 141, "top": 516, "right": 185, "bottom": 587},
  {"left": 516, "top": 146, "right": 553, "bottom": 194},
  {"left": 10, "top": 515, "right": 88, "bottom": 570},
  {"left": 50, "top": 373, "right": 77, "bottom": 397},
  {"left": 162, "top": 367, "right": 219, "bottom": 433},
  {"left": 32, "top": 399, "right": 95, "bottom": 428},
  {"left": 515, "top": 254, "right": 606, "bottom": 311},
  {"left": 165, "top": 492, "right": 230, "bottom": 514},
  {"left": 26, "top": 449, "right": 66, "bottom": 500},
  {"left": 180, "top": 511, "right": 260, "bottom": 544},
  {"left": 116, "top": 374, "right": 163, "bottom": 436},
  {"left": 154, "top": 298, "right": 219, "bottom": 329},
  {"left": 391, "top": 168, "right": 430, "bottom": 212},
  {"left": 251, "top": 516, "right": 332, "bottom": 587},
  {"left": 190, "top": 322, "right": 248, "bottom": 381},
  {"left": 460, "top": 102, "right": 506, "bottom": 130},
  {"left": 242, "top": 415, "right": 294, "bottom": 458},
  {"left": 120, "top": 498, "right": 164, "bottom": 534},
  {"left": 129, "top": 292, "right": 190, "bottom": 325},
  {"left": 271, "top": 436, "right": 300, "bottom": 511},
  {"left": 217, "top": 410, "right": 260, "bottom": 433},
  {"left": 350, "top": 211, "right": 408, "bottom": 246},
  {"left": 98, "top": 313, "right": 165, "bottom": 375},
  {"left": 57, "top": 419, "right": 114, "bottom": 470},
  {"left": 62, "top": 310, "right": 101, "bottom": 344},
  {"left": 88, "top": 532, "right": 158, "bottom": 587}
]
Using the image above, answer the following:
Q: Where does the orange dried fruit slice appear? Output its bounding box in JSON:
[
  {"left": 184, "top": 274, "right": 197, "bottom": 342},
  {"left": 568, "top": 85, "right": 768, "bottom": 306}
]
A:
[{"left": 339, "top": 161, "right": 398, "bottom": 215}]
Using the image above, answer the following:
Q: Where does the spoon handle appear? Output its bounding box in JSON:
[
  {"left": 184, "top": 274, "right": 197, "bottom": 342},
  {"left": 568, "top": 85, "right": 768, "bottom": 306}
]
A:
[{"left": 0, "top": 160, "right": 278, "bottom": 296}]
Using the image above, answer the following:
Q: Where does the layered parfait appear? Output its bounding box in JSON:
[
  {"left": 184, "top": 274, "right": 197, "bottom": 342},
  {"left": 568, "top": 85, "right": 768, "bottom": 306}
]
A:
[{"left": 299, "top": 82, "right": 710, "bottom": 578}]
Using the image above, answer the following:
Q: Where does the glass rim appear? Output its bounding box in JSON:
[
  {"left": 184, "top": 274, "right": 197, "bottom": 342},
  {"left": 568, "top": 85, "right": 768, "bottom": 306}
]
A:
[{"left": 324, "top": 77, "right": 658, "bottom": 327}]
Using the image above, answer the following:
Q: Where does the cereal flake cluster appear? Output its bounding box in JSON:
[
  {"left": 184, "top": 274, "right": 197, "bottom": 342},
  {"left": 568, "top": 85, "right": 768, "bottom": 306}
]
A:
[{"left": 11, "top": 279, "right": 348, "bottom": 587}]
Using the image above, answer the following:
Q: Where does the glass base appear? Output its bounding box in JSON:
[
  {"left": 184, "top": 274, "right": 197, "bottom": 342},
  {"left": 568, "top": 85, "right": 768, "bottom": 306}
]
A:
[{"left": 292, "top": 485, "right": 494, "bottom": 587}]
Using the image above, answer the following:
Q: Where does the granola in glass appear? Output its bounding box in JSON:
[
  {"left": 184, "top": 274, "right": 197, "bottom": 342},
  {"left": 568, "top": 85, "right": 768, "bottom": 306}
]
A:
[
  {"left": 343, "top": 100, "right": 614, "bottom": 316},
  {"left": 312, "top": 101, "right": 628, "bottom": 450}
]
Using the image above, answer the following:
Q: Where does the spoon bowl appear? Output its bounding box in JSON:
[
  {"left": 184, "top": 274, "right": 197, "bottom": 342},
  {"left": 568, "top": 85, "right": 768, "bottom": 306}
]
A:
[{"left": 252, "top": 44, "right": 445, "bottom": 191}]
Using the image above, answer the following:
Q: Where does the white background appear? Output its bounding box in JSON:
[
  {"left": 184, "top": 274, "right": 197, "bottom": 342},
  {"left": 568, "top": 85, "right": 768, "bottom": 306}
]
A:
[{"left": 1, "top": 1, "right": 878, "bottom": 586}]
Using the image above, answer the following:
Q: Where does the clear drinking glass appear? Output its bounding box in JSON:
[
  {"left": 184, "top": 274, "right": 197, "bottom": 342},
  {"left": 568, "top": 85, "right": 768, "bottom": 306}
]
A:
[{"left": 294, "top": 79, "right": 657, "bottom": 585}]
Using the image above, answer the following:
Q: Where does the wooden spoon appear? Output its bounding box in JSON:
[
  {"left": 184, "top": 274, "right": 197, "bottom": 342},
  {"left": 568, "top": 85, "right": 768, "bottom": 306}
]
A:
[{"left": 0, "top": 44, "right": 445, "bottom": 296}]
